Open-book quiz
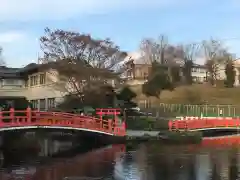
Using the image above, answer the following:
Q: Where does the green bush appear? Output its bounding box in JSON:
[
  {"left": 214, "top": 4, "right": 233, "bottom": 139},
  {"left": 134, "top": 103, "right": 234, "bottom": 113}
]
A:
[
  {"left": 126, "top": 116, "right": 170, "bottom": 131},
  {"left": 153, "top": 120, "right": 169, "bottom": 130},
  {"left": 126, "top": 116, "right": 153, "bottom": 130},
  {"left": 166, "top": 131, "right": 202, "bottom": 144}
]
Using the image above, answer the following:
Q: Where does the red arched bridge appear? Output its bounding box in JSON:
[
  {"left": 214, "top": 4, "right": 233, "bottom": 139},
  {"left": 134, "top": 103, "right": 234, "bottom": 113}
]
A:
[
  {"left": 0, "top": 108, "right": 126, "bottom": 137},
  {"left": 168, "top": 117, "right": 240, "bottom": 132}
]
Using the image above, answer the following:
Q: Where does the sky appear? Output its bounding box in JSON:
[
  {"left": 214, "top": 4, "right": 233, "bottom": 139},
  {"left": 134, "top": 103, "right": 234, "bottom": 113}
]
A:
[{"left": 0, "top": 0, "right": 239, "bottom": 67}]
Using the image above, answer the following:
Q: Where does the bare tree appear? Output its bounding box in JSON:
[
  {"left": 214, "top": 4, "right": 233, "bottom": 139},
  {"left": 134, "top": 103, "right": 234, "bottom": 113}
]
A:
[
  {"left": 140, "top": 35, "right": 184, "bottom": 69},
  {"left": 0, "top": 47, "right": 6, "bottom": 66},
  {"left": 39, "top": 28, "right": 127, "bottom": 98},
  {"left": 140, "top": 35, "right": 169, "bottom": 64},
  {"left": 202, "top": 38, "right": 227, "bottom": 86},
  {"left": 180, "top": 43, "right": 200, "bottom": 84},
  {"left": 139, "top": 35, "right": 185, "bottom": 98}
]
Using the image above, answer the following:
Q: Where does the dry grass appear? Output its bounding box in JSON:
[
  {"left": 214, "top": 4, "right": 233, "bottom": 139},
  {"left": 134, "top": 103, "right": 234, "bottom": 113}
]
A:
[{"left": 130, "top": 84, "right": 240, "bottom": 105}]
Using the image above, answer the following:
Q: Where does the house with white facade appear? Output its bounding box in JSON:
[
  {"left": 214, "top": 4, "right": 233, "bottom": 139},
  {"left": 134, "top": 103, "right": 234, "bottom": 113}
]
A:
[
  {"left": 233, "top": 58, "right": 240, "bottom": 86},
  {"left": 123, "top": 51, "right": 240, "bottom": 86},
  {"left": 191, "top": 64, "right": 207, "bottom": 83},
  {"left": 0, "top": 60, "right": 121, "bottom": 111},
  {"left": 0, "top": 63, "right": 66, "bottom": 111},
  {"left": 124, "top": 51, "right": 209, "bottom": 85}
]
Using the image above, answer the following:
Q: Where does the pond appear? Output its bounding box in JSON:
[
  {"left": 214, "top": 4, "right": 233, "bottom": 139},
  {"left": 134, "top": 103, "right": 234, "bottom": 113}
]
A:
[{"left": 0, "top": 138, "right": 239, "bottom": 180}]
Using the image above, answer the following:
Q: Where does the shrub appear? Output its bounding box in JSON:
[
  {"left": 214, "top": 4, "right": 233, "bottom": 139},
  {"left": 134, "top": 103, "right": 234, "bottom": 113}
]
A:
[{"left": 166, "top": 131, "right": 202, "bottom": 144}]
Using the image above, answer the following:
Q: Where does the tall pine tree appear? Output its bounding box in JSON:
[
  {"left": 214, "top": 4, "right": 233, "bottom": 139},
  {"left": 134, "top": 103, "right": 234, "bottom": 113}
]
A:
[{"left": 225, "top": 60, "right": 235, "bottom": 88}]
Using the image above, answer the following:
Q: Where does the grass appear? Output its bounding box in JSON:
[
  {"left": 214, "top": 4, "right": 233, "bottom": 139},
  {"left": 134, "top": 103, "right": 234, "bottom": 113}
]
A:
[{"left": 130, "top": 84, "right": 240, "bottom": 117}]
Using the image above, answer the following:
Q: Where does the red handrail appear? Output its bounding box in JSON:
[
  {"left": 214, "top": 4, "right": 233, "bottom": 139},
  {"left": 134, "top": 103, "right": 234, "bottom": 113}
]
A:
[
  {"left": 169, "top": 117, "right": 240, "bottom": 131},
  {"left": 0, "top": 108, "right": 126, "bottom": 136}
]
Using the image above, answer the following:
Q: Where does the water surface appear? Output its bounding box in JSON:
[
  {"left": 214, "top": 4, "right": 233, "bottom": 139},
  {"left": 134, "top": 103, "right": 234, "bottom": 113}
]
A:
[{"left": 0, "top": 137, "right": 240, "bottom": 180}]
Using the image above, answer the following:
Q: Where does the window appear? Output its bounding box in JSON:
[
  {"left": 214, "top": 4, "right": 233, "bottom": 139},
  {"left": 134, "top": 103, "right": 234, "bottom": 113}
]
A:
[
  {"left": 47, "top": 98, "right": 55, "bottom": 109},
  {"left": 143, "top": 72, "right": 148, "bottom": 80},
  {"left": 30, "top": 76, "right": 34, "bottom": 86},
  {"left": 33, "top": 75, "right": 38, "bottom": 85},
  {"left": 3, "top": 79, "right": 22, "bottom": 86},
  {"left": 39, "top": 99, "right": 46, "bottom": 111},
  {"left": 4, "top": 79, "right": 14, "bottom": 84},
  {"left": 30, "top": 75, "right": 38, "bottom": 86},
  {"left": 40, "top": 73, "right": 46, "bottom": 85},
  {"left": 30, "top": 100, "right": 39, "bottom": 110},
  {"left": 2, "top": 79, "right": 22, "bottom": 86},
  {"left": 25, "top": 79, "right": 28, "bottom": 87}
]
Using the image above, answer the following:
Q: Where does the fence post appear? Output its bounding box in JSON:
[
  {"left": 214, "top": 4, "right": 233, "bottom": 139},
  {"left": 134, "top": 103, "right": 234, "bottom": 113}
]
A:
[
  {"left": 228, "top": 105, "right": 231, "bottom": 117},
  {"left": 205, "top": 104, "right": 207, "bottom": 117}
]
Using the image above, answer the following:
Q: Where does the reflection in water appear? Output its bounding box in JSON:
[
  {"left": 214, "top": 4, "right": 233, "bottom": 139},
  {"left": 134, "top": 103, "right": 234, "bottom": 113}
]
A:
[
  {"left": 1, "top": 136, "right": 240, "bottom": 179},
  {"left": 114, "top": 142, "right": 240, "bottom": 180},
  {"left": 38, "top": 138, "right": 73, "bottom": 157},
  {"left": 0, "top": 140, "right": 126, "bottom": 180},
  {"left": 195, "top": 153, "right": 211, "bottom": 180}
]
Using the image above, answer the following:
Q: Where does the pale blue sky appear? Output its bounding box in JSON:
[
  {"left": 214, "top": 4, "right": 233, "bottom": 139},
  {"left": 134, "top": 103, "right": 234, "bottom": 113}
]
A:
[{"left": 0, "top": 0, "right": 239, "bottom": 67}]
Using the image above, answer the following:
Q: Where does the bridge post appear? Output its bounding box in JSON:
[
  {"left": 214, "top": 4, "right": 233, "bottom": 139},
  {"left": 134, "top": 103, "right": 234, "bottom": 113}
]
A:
[
  {"left": 121, "top": 121, "right": 126, "bottom": 136},
  {"left": 9, "top": 108, "right": 14, "bottom": 123},
  {"left": 26, "top": 107, "right": 31, "bottom": 123},
  {"left": 113, "top": 110, "right": 117, "bottom": 130},
  {"left": 0, "top": 111, "right": 2, "bottom": 126},
  {"left": 96, "top": 109, "right": 103, "bottom": 129},
  {"left": 95, "top": 108, "right": 123, "bottom": 136},
  {"left": 168, "top": 120, "right": 172, "bottom": 131},
  {"left": 108, "top": 119, "right": 112, "bottom": 133}
]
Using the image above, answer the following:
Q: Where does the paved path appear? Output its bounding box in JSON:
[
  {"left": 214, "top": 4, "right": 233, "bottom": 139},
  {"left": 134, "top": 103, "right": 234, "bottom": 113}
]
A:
[{"left": 126, "top": 130, "right": 159, "bottom": 137}]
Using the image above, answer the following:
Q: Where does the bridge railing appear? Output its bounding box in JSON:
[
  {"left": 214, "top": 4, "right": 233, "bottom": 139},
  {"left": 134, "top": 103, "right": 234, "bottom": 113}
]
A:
[
  {"left": 0, "top": 108, "right": 126, "bottom": 136},
  {"left": 168, "top": 117, "right": 240, "bottom": 131}
]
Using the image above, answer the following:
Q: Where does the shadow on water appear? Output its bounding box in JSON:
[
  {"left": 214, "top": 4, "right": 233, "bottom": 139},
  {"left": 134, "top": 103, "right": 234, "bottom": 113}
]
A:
[
  {"left": 1, "top": 134, "right": 240, "bottom": 179},
  {"left": 201, "top": 129, "right": 240, "bottom": 137},
  {"left": 0, "top": 134, "right": 126, "bottom": 180}
]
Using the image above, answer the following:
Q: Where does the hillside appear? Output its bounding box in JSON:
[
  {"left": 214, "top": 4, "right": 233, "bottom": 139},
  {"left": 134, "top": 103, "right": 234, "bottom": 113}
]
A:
[{"left": 130, "top": 84, "right": 240, "bottom": 105}]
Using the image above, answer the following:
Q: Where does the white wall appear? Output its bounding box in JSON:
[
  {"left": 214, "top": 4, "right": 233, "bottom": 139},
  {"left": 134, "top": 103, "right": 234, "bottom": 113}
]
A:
[
  {"left": 191, "top": 68, "right": 207, "bottom": 82},
  {"left": 25, "top": 70, "right": 66, "bottom": 101}
]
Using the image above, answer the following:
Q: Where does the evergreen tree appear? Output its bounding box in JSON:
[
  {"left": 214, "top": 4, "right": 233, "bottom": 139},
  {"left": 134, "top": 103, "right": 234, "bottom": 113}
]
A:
[
  {"left": 182, "top": 60, "right": 193, "bottom": 85},
  {"left": 224, "top": 60, "right": 235, "bottom": 88},
  {"left": 142, "top": 62, "right": 174, "bottom": 98},
  {"left": 116, "top": 86, "right": 138, "bottom": 116}
]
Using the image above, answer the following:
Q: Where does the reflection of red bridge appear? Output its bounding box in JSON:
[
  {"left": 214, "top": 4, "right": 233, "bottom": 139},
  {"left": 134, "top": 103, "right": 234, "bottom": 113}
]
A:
[
  {"left": 168, "top": 117, "right": 240, "bottom": 132},
  {"left": 0, "top": 108, "right": 126, "bottom": 136},
  {"left": 0, "top": 144, "right": 126, "bottom": 180},
  {"left": 201, "top": 135, "right": 240, "bottom": 147},
  {"left": 187, "top": 135, "right": 240, "bottom": 152}
]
